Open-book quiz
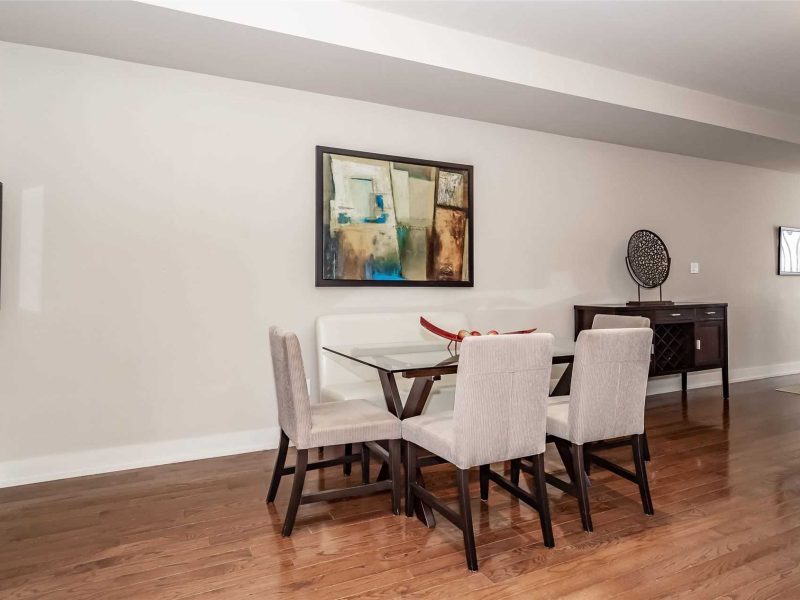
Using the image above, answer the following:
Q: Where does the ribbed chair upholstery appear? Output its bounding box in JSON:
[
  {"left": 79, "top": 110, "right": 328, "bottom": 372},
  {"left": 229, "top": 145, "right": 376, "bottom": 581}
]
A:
[
  {"left": 266, "top": 327, "right": 402, "bottom": 536},
  {"left": 402, "top": 333, "right": 555, "bottom": 571},
  {"left": 543, "top": 328, "right": 654, "bottom": 532},
  {"left": 590, "top": 312, "right": 653, "bottom": 462},
  {"left": 550, "top": 314, "right": 652, "bottom": 395},
  {"left": 592, "top": 314, "right": 651, "bottom": 329}
]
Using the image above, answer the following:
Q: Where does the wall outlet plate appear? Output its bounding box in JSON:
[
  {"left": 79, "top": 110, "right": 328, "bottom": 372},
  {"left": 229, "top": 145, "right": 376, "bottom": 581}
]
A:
[{"left": 690, "top": 262, "right": 700, "bottom": 274}]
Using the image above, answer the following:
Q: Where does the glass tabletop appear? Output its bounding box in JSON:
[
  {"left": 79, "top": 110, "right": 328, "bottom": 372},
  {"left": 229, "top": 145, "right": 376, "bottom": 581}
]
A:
[{"left": 323, "top": 338, "right": 575, "bottom": 374}]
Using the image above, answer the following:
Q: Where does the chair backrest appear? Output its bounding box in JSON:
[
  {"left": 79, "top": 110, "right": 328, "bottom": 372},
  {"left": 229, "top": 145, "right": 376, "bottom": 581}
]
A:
[
  {"left": 316, "top": 312, "right": 470, "bottom": 387},
  {"left": 452, "top": 333, "right": 554, "bottom": 469},
  {"left": 269, "top": 327, "right": 313, "bottom": 448},
  {"left": 592, "top": 314, "right": 650, "bottom": 329},
  {"left": 567, "top": 328, "right": 653, "bottom": 444}
]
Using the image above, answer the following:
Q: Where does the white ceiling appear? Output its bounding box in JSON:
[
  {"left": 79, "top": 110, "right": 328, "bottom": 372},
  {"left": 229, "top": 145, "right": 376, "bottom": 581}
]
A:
[
  {"left": 359, "top": 1, "right": 800, "bottom": 117},
  {"left": 1, "top": 0, "right": 800, "bottom": 172}
]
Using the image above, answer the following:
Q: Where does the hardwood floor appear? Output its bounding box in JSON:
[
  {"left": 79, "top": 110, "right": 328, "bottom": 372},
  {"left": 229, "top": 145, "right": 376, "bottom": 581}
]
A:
[{"left": 4, "top": 376, "right": 800, "bottom": 599}]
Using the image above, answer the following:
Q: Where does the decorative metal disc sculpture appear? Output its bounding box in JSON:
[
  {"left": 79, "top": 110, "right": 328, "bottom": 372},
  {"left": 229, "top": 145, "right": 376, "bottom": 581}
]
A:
[{"left": 625, "top": 229, "right": 673, "bottom": 306}]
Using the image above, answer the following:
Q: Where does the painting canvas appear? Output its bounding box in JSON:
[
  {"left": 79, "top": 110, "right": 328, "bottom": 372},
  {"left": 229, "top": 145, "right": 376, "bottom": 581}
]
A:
[
  {"left": 779, "top": 226, "right": 800, "bottom": 275},
  {"left": 316, "top": 147, "right": 473, "bottom": 286}
]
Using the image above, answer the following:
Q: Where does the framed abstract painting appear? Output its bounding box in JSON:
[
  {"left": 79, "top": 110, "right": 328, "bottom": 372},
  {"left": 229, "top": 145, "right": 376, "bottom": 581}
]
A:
[
  {"left": 316, "top": 146, "right": 474, "bottom": 287},
  {"left": 778, "top": 226, "right": 800, "bottom": 275}
]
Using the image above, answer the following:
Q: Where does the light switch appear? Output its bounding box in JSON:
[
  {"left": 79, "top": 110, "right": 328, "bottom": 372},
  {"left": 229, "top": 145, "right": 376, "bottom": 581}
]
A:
[{"left": 690, "top": 262, "right": 700, "bottom": 274}]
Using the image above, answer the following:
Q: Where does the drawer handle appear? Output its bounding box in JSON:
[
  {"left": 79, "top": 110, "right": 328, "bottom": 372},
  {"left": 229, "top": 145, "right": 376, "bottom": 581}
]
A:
[
  {"left": 671, "top": 313, "right": 681, "bottom": 317},
  {"left": 706, "top": 311, "right": 716, "bottom": 315},
  {"left": 696, "top": 339, "right": 702, "bottom": 350}
]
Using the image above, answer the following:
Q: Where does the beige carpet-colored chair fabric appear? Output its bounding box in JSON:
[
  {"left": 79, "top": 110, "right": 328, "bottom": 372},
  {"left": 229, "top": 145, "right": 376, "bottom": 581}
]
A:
[
  {"left": 308, "top": 399, "right": 401, "bottom": 447},
  {"left": 269, "top": 327, "right": 400, "bottom": 450},
  {"left": 269, "top": 326, "right": 312, "bottom": 447},
  {"left": 403, "top": 333, "right": 554, "bottom": 470},
  {"left": 400, "top": 411, "right": 456, "bottom": 463},
  {"left": 547, "top": 328, "right": 653, "bottom": 445},
  {"left": 592, "top": 314, "right": 651, "bottom": 329}
]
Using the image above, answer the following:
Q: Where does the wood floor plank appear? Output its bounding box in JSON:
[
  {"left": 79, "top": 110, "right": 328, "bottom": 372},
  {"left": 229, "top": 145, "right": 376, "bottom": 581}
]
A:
[{"left": 3, "top": 376, "right": 800, "bottom": 598}]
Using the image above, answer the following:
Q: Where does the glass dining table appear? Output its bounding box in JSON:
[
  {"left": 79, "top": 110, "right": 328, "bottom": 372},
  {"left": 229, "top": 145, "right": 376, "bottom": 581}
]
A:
[{"left": 322, "top": 337, "right": 576, "bottom": 527}]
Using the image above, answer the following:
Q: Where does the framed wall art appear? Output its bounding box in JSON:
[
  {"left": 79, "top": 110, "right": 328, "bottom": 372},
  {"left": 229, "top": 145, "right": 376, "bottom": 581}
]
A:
[
  {"left": 316, "top": 146, "right": 473, "bottom": 287},
  {"left": 779, "top": 226, "right": 800, "bottom": 275}
]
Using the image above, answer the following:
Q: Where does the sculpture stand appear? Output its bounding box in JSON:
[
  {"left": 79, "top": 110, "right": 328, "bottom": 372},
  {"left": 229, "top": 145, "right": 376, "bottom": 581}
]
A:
[{"left": 626, "top": 283, "right": 674, "bottom": 306}]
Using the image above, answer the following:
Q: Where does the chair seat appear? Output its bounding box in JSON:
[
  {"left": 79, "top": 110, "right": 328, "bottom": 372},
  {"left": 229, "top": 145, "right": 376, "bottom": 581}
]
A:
[
  {"left": 401, "top": 410, "right": 460, "bottom": 467},
  {"left": 546, "top": 396, "right": 572, "bottom": 441},
  {"left": 305, "top": 399, "right": 401, "bottom": 448}
]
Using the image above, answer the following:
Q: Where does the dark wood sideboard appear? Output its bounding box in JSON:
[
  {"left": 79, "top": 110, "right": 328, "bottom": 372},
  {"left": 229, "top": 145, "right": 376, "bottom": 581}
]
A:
[{"left": 574, "top": 303, "right": 729, "bottom": 399}]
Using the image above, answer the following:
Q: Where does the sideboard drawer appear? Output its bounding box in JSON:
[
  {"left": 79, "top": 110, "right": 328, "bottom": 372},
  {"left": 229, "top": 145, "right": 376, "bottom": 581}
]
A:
[
  {"left": 653, "top": 308, "right": 696, "bottom": 322},
  {"left": 697, "top": 307, "right": 724, "bottom": 320}
]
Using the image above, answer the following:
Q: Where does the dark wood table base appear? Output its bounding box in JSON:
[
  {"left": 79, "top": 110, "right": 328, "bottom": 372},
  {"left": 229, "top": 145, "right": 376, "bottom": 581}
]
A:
[{"left": 376, "top": 372, "right": 440, "bottom": 527}]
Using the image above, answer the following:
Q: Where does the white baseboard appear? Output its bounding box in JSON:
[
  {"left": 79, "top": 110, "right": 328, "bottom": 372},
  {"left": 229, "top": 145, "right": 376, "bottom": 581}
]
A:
[
  {"left": 4, "top": 361, "right": 800, "bottom": 490},
  {"left": 0, "top": 426, "right": 282, "bottom": 489},
  {"left": 646, "top": 360, "right": 800, "bottom": 396}
]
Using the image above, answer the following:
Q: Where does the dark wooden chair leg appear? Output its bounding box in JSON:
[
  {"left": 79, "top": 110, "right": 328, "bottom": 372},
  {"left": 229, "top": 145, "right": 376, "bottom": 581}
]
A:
[
  {"left": 479, "top": 464, "right": 489, "bottom": 501},
  {"left": 405, "top": 442, "right": 417, "bottom": 517},
  {"left": 266, "top": 429, "right": 289, "bottom": 504},
  {"left": 388, "top": 439, "right": 402, "bottom": 515},
  {"left": 554, "top": 438, "right": 576, "bottom": 484},
  {"left": 583, "top": 444, "right": 592, "bottom": 476},
  {"left": 642, "top": 431, "right": 651, "bottom": 462},
  {"left": 343, "top": 443, "right": 353, "bottom": 476},
  {"left": 632, "top": 434, "right": 654, "bottom": 515},
  {"left": 571, "top": 443, "right": 593, "bottom": 532},
  {"left": 456, "top": 468, "right": 478, "bottom": 571},
  {"left": 530, "top": 453, "right": 555, "bottom": 548},
  {"left": 361, "top": 443, "right": 371, "bottom": 485},
  {"left": 281, "top": 448, "right": 308, "bottom": 537},
  {"left": 510, "top": 459, "right": 521, "bottom": 487}
]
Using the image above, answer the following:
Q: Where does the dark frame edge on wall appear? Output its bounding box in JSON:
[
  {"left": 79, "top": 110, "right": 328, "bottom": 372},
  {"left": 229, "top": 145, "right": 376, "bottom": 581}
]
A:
[
  {"left": 778, "top": 225, "right": 800, "bottom": 276},
  {"left": 315, "top": 146, "right": 475, "bottom": 287}
]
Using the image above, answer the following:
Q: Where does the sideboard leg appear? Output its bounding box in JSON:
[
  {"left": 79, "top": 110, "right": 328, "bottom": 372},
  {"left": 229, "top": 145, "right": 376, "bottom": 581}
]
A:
[
  {"left": 681, "top": 372, "right": 688, "bottom": 392},
  {"left": 722, "top": 364, "right": 730, "bottom": 399}
]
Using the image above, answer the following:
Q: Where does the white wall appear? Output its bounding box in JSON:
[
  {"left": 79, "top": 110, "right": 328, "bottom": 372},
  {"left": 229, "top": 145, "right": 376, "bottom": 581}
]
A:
[{"left": 1, "top": 42, "right": 799, "bottom": 486}]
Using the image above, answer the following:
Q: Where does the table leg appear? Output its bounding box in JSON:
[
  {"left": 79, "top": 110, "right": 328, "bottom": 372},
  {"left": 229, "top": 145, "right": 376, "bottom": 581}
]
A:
[
  {"left": 551, "top": 362, "right": 573, "bottom": 397},
  {"left": 401, "top": 378, "right": 435, "bottom": 419},
  {"left": 402, "top": 378, "right": 437, "bottom": 528},
  {"left": 378, "top": 371, "right": 404, "bottom": 416},
  {"left": 375, "top": 371, "right": 402, "bottom": 483},
  {"left": 376, "top": 373, "right": 437, "bottom": 528}
]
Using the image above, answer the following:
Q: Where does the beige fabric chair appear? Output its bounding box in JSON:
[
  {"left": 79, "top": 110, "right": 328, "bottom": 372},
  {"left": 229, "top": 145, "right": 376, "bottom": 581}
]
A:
[
  {"left": 402, "top": 333, "right": 555, "bottom": 571},
  {"left": 266, "top": 327, "right": 402, "bottom": 536},
  {"left": 549, "top": 314, "right": 652, "bottom": 395},
  {"left": 592, "top": 314, "right": 650, "bottom": 329},
  {"left": 544, "top": 328, "right": 654, "bottom": 532},
  {"left": 590, "top": 312, "right": 652, "bottom": 461}
]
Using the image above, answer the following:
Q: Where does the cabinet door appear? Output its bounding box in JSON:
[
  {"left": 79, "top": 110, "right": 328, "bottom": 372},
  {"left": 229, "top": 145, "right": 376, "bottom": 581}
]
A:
[{"left": 695, "top": 321, "right": 723, "bottom": 367}]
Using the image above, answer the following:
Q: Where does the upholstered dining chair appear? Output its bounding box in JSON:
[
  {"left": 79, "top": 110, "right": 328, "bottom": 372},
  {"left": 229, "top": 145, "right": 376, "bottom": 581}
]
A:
[
  {"left": 542, "top": 328, "right": 654, "bottom": 533},
  {"left": 592, "top": 313, "right": 650, "bottom": 329},
  {"left": 402, "top": 333, "right": 555, "bottom": 571},
  {"left": 591, "top": 313, "right": 653, "bottom": 462},
  {"left": 267, "top": 327, "right": 403, "bottom": 536}
]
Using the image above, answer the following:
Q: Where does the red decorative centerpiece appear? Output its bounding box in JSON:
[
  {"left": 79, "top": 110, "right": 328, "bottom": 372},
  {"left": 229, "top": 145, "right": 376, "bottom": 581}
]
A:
[{"left": 420, "top": 317, "right": 536, "bottom": 350}]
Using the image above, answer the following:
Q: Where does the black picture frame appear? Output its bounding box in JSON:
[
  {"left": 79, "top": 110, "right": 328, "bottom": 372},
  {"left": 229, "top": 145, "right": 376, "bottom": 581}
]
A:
[
  {"left": 315, "top": 146, "right": 474, "bottom": 287},
  {"left": 778, "top": 226, "right": 800, "bottom": 276}
]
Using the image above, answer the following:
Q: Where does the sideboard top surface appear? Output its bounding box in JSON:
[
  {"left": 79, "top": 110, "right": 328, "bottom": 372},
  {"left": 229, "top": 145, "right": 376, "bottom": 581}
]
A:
[{"left": 574, "top": 302, "right": 727, "bottom": 309}]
